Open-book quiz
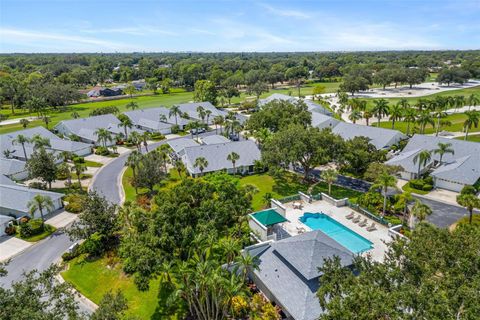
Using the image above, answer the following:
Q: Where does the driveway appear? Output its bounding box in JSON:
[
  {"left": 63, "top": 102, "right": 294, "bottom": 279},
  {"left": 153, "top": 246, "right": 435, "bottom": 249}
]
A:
[
  {"left": 0, "top": 237, "right": 32, "bottom": 262},
  {"left": 414, "top": 196, "right": 475, "bottom": 228},
  {"left": 89, "top": 131, "right": 216, "bottom": 204}
]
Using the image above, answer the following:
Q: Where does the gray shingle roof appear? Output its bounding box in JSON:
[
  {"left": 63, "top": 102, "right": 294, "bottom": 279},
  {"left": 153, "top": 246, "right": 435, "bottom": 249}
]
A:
[
  {"left": 258, "top": 93, "right": 332, "bottom": 116},
  {"left": 332, "top": 122, "right": 406, "bottom": 149},
  {"left": 124, "top": 107, "right": 189, "bottom": 127},
  {"left": 387, "top": 134, "right": 480, "bottom": 185},
  {"left": 177, "top": 102, "right": 229, "bottom": 124},
  {"left": 167, "top": 138, "right": 199, "bottom": 154},
  {"left": 0, "top": 126, "right": 91, "bottom": 159},
  {"left": 0, "top": 182, "right": 63, "bottom": 213},
  {"left": 182, "top": 140, "right": 261, "bottom": 175},
  {"left": 311, "top": 112, "right": 340, "bottom": 129},
  {"left": 200, "top": 135, "right": 230, "bottom": 145},
  {"left": 55, "top": 114, "right": 143, "bottom": 142},
  {"left": 0, "top": 158, "right": 26, "bottom": 176},
  {"left": 246, "top": 230, "right": 354, "bottom": 320}
]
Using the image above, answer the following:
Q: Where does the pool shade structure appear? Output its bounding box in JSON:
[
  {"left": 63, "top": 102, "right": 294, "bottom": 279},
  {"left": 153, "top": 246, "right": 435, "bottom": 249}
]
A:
[{"left": 251, "top": 209, "right": 288, "bottom": 227}]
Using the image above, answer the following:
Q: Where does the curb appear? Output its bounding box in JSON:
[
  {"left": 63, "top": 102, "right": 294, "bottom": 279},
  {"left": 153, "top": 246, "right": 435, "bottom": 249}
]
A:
[
  {"left": 118, "top": 166, "right": 127, "bottom": 205},
  {"left": 55, "top": 273, "right": 98, "bottom": 313}
]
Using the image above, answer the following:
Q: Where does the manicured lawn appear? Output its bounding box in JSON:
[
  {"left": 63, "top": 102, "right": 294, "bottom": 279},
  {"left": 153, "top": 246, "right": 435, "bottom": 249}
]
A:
[
  {"left": 375, "top": 112, "right": 478, "bottom": 134},
  {"left": 84, "top": 160, "right": 104, "bottom": 167},
  {"left": 16, "top": 224, "right": 56, "bottom": 242},
  {"left": 239, "top": 173, "right": 308, "bottom": 210},
  {"left": 62, "top": 255, "right": 180, "bottom": 319},
  {"left": 454, "top": 134, "right": 480, "bottom": 142},
  {"left": 311, "top": 182, "right": 363, "bottom": 202},
  {"left": 401, "top": 182, "right": 430, "bottom": 195}
]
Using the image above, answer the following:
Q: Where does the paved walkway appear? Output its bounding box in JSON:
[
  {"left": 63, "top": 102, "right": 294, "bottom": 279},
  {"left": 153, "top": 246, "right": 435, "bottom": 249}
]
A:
[{"left": 0, "top": 237, "right": 32, "bottom": 262}]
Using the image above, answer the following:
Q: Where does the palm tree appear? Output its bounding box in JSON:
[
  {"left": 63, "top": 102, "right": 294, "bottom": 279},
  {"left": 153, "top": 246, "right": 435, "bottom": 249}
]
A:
[
  {"left": 30, "top": 134, "right": 51, "bottom": 150},
  {"left": 169, "top": 105, "right": 181, "bottom": 126},
  {"left": 159, "top": 114, "right": 168, "bottom": 123},
  {"left": 463, "top": 111, "right": 479, "bottom": 141},
  {"left": 433, "top": 142, "right": 454, "bottom": 164},
  {"left": 254, "top": 128, "right": 271, "bottom": 146},
  {"left": 456, "top": 194, "right": 480, "bottom": 225},
  {"left": 129, "top": 131, "right": 142, "bottom": 152},
  {"left": 43, "top": 116, "right": 51, "bottom": 129},
  {"left": 432, "top": 107, "right": 447, "bottom": 136},
  {"left": 227, "top": 152, "right": 240, "bottom": 174},
  {"left": 73, "top": 163, "right": 86, "bottom": 186},
  {"left": 213, "top": 115, "right": 224, "bottom": 134},
  {"left": 27, "top": 194, "right": 54, "bottom": 228},
  {"left": 397, "top": 191, "right": 413, "bottom": 224},
  {"left": 348, "top": 109, "right": 362, "bottom": 124},
  {"left": 453, "top": 95, "right": 465, "bottom": 113},
  {"left": 196, "top": 106, "right": 206, "bottom": 124},
  {"left": 173, "top": 159, "right": 186, "bottom": 178},
  {"left": 94, "top": 128, "right": 112, "bottom": 148},
  {"left": 118, "top": 117, "right": 133, "bottom": 140},
  {"left": 403, "top": 108, "right": 417, "bottom": 135},
  {"left": 397, "top": 98, "right": 410, "bottom": 110},
  {"left": 126, "top": 150, "right": 142, "bottom": 194},
  {"left": 234, "top": 253, "right": 259, "bottom": 281},
  {"left": 321, "top": 169, "right": 338, "bottom": 196},
  {"left": 230, "top": 119, "right": 242, "bottom": 139},
  {"left": 415, "top": 98, "right": 429, "bottom": 112},
  {"left": 467, "top": 93, "right": 479, "bottom": 111},
  {"left": 71, "top": 111, "right": 80, "bottom": 119},
  {"left": 57, "top": 151, "right": 72, "bottom": 163},
  {"left": 126, "top": 101, "right": 139, "bottom": 110},
  {"left": 194, "top": 157, "right": 208, "bottom": 176},
  {"left": 416, "top": 111, "right": 435, "bottom": 134},
  {"left": 388, "top": 104, "right": 403, "bottom": 129},
  {"left": 19, "top": 118, "right": 30, "bottom": 128},
  {"left": 372, "top": 173, "right": 398, "bottom": 216},
  {"left": 141, "top": 132, "right": 150, "bottom": 152},
  {"left": 205, "top": 110, "right": 212, "bottom": 125},
  {"left": 372, "top": 99, "right": 390, "bottom": 127},
  {"left": 362, "top": 110, "right": 373, "bottom": 126},
  {"left": 57, "top": 162, "right": 72, "bottom": 186},
  {"left": 12, "top": 134, "right": 30, "bottom": 160},
  {"left": 411, "top": 200, "right": 432, "bottom": 224},
  {"left": 413, "top": 150, "right": 432, "bottom": 178}
]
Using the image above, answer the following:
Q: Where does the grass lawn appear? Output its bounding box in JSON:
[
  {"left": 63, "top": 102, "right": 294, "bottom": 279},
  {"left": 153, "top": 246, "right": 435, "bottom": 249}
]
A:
[
  {"left": 311, "top": 182, "right": 363, "bottom": 202},
  {"left": 401, "top": 182, "right": 430, "bottom": 195},
  {"left": 0, "top": 81, "right": 343, "bottom": 135},
  {"left": 62, "top": 255, "right": 180, "bottom": 319},
  {"left": 122, "top": 167, "right": 183, "bottom": 203},
  {"left": 16, "top": 224, "right": 56, "bottom": 242},
  {"left": 84, "top": 160, "right": 104, "bottom": 167},
  {"left": 239, "top": 173, "right": 308, "bottom": 210},
  {"left": 375, "top": 112, "right": 478, "bottom": 134},
  {"left": 454, "top": 133, "right": 480, "bottom": 142}
]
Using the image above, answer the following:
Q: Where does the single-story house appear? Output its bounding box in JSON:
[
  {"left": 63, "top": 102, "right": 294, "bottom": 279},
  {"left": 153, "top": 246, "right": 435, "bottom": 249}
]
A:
[
  {"left": 181, "top": 140, "right": 261, "bottom": 177},
  {"left": 0, "top": 158, "right": 28, "bottom": 180},
  {"left": 0, "top": 176, "right": 63, "bottom": 218},
  {"left": 123, "top": 107, "right": 180, "bottom": 134},
  {"left": 386, "top": 134, "right": 480, "bottom": 192},
  {"left": 331, "top": 122, "right": 406, "bottom": 150},
  {"left": 258, "top": 93, "right": 332, "bottom": 116},
  {"left": 243, "top": 230, "right": 354, "bottom": 320},
  {"left": 87, "top": 87, "right": 123, "bottom": 97},
  {"left": 54, "top": 114, "right": 143, "bottom": 145},
  {"left": 1, "top": 127, "right": 92, "bottom": 161}
]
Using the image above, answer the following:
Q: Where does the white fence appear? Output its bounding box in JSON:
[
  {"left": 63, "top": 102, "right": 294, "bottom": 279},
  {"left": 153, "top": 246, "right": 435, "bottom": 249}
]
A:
[
  {"left": 321, "top": 193, "right": 348, "bottom": 207},
  {"left": 298, "top": 191, "right": 312, "bottom": 203},
  {"left": 270, "top": 199, "right": 287, "bottom": 217}
]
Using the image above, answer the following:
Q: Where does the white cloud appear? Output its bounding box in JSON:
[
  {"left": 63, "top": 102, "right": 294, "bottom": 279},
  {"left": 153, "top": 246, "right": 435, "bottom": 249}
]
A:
[
  {"left": 0, "top": 28, "right": 139, "bottom": 52},
  {"left": 260, "top": 3, "right": 310, "bottom": 19}
]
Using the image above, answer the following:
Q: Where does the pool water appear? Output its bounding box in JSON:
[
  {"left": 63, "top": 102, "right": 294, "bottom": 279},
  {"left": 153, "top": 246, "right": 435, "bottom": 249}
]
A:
[{"left": 299, "top": 212, "right": 373, "bottom": 253}]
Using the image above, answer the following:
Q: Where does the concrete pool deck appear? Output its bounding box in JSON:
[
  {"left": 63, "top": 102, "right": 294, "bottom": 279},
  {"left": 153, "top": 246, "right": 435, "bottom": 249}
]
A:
[{"left": 279, "top": 200, "right": 391, "bottom": 262}]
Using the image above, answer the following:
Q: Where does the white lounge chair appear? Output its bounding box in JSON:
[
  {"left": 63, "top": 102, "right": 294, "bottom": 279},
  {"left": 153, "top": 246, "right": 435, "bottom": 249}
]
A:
[
  {"left": 367, "top": 223, "right": 377, "bottom": 231},
  {"left": 345, "top": 212, "right": 355, "bottom": 219},
  {"left": 358, "top": 218, "right": 368, "bottom": 227}
]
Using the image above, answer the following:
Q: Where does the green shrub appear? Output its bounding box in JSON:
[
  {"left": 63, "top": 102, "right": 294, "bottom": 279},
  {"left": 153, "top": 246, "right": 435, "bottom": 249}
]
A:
[
  {"left": 5, "top": 225, "right": 16, "bottom": 236},
  {"left": 409, "top": 179, "right": 424, "bottom": 190},
  {"left": 150, "top": 133, "right": 165, "bottom": 140},
  {"left": 19, "top": 219, "right": 44, "bottom": 238},
  {"left": 73, "top": 156, "right": 85, "bottom": 164},
  {"left": 65, "top": 201, "right": 83, "bottom": 213},
  {"left": 424, "top": 176, "right": 434, "bottom": 185},
  {"left": 95, "top": 146, "right": 110, "bottom": 156},
  {"left": 81, "top": 232, "right": 106, "bottom": 256},
  {"left": 422, "top": 184, "right": 433, "bottom": 191},
  {"left": 28, "top": 181, "right": 47, "bottom": 190},
  {"left": 171, "top": 125, "right": 180, "bottom": 134},
  {"left": 384, "top": 215, "right": 402, "bottom": 226},
  {"left": 461, "top": 185, "right": 477, "bottom": 195}
]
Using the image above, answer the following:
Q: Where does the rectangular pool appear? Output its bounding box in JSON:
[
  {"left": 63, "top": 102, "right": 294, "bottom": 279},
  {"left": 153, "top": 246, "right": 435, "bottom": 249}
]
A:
[{"left": 299, "top": 212, "right": 373, "bottom": 253}]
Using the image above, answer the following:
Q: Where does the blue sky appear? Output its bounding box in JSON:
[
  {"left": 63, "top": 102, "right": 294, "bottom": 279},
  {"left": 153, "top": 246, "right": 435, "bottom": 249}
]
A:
[{"left": 1, "top": 0, "right": 479, "bottom": 52}]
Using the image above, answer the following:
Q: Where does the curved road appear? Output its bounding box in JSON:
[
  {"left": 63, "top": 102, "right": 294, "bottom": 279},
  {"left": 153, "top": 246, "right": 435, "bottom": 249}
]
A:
[{"left": 90, "top": 132, "right": 215, "bottom": 204}]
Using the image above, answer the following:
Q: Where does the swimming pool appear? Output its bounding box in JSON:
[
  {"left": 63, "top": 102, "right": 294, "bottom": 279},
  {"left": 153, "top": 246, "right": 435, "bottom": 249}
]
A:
[{"left": 299, "top": 212, "right": 373, "bottom": 253}]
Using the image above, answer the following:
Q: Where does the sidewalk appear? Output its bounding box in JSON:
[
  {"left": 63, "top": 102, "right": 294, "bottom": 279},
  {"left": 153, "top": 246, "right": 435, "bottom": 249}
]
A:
[{"left": 0, "top": 237, "right": 32, "bottom": 262}]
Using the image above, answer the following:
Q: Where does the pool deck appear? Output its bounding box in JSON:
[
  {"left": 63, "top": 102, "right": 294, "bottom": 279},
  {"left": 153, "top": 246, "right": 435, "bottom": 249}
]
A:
[{"left": 280, "top": 200, "right": 391, "bottom": 262}]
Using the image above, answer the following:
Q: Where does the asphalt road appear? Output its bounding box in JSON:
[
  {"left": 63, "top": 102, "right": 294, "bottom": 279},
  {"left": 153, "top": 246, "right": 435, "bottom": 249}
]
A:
[{"left": 89, "top": 131, "right": 216, "bottom": 204}]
